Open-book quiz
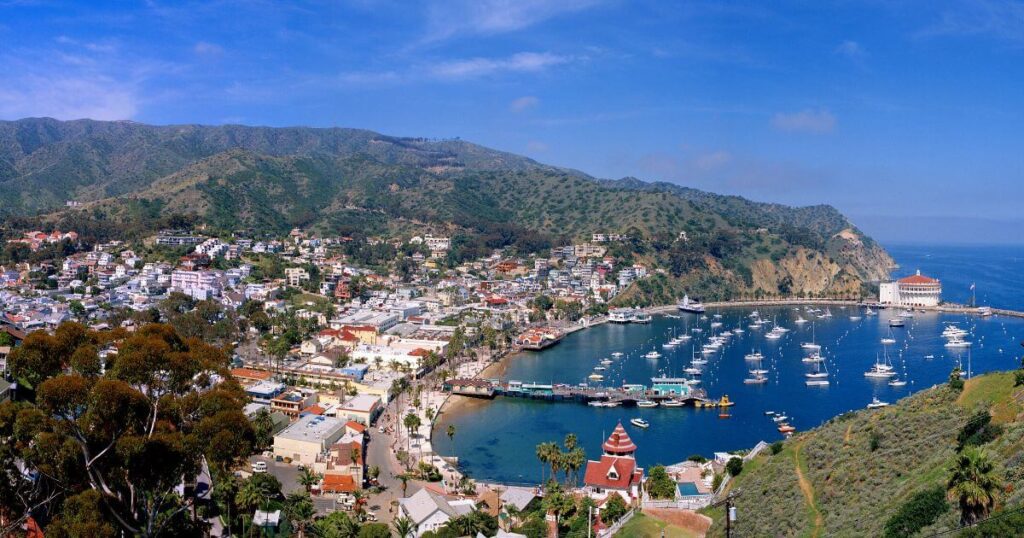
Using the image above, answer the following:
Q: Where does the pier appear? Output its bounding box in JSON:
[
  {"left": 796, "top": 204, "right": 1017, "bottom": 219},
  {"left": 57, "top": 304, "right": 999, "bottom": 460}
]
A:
[
  {"left": 645, "top": 298, "right": 1024, "bottom": 319},
  {"left": 444, "top": 378, "right": 721, "bottom": 407}
]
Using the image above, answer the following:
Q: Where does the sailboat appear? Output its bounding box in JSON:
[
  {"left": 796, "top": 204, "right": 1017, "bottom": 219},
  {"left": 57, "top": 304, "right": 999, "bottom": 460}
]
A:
[
  {"left": 801, "top": 324, "right": 821, "bottom": 351},
  {"left": 805, "top": 360, "right": 830, "bottom": 386},
  {"left": 881, "top": 327, "right": 897, "bottom": 346},
  {"left": 864, "top": 351, "right": 896, "bottom": 378},
  {"left": 745, "top": 353, "right": 769, "bottom": 384}
]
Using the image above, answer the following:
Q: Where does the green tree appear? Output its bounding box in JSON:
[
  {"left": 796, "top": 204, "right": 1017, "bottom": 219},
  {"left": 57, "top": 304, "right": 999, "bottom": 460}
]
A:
[
  {"left": 298, "top": 466, "right": 321, "bottom": 493},
  {"left": 252, "top": 408, "right": 276, "bottom": 451},
  {"left": 1, "top": 322, "right": 256, "bottom": 537},
  {"left": 726, "top": 457, "right": 744, "bottom": 477},
  {"left": 602, "top": 493, "right": 629, "bottom": 523},
  {"left": 312, "top": 511, "right": 361, "bottom": 538},
  {"left": 284, "top": 491, "right": 316, "bottom": 538},
  {"left": 646, "top": 465, "right": 677, "bottom": 499},
  {"left": 948, "top": 446, "right": 1002, "bottom": 525},
  {"left": 949, "top": 367, "right": 965, "bottom": 392},
  {"left": 393, "top": 516, "right": 415, "bottom": 538},
  {"left": 357, "top": 523, "right": 391, "bottom": 538}
]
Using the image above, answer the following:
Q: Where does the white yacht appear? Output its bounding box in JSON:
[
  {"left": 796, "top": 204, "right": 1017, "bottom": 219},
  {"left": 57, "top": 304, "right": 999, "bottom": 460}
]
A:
[
  {"left": 945, "top": 337, "right": 972, "bottom": 348},
  {"left": 644, "top": 350, "right": 663, "bottom": 359},
  {"left": 678, "top": 295, "right": 706, "bottom": 314},
  {"left": 636, "top": 400, "right": 658, "bottom": 408},
  {"left": 867, "top": 397, "right": 889, "bottom": 409}
]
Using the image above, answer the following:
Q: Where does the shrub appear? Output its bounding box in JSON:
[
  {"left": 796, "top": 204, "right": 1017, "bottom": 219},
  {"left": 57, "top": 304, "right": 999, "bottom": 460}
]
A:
[
  {"left": 1015, "top": 370, "right": 1024, "bottom": 387},
  {"left": 869, "top": 430, "right": 882, "bottom": 452},
  {"left": 882, "top": 485, "right": 949, "bottom": 538},
  {"left": 726, "top": 458, "right": 744, "bottom": 477},
  {"left": 958, "top": 410, "right": 1002, "bottom": 450},
  {"left": 602, "top": 494, "right": 629, "bottom": 523},
  {"left": 770, "top": 441, "right": 784, "bottom": 455}
]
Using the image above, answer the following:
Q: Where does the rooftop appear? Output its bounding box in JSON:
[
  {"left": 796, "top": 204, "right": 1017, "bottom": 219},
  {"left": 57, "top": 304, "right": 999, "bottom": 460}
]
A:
[{"left": 275, "top": 414, "right": 346, "bottom": 443}]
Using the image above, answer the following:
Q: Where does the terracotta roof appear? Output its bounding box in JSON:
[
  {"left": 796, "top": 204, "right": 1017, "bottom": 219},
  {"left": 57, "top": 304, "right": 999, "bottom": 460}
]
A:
[
  {"left": 231, "top": 367, "right": 271, "bottom": 381},
  {"left": 345, "top": 420, "right": 366, "bottom": 433},
  {"left": 303, "top": 405, "right": 325, "bottom": 415},
  {"left": 321, "top": 473, "right": 358, "bottom": 493},
  {"left": 584, "top": 455, "right": 639, "bottom": 490},
  {"left": 898, "top": 274, "right": 939, "bottom": 285},
  {"left": 602, "top": 422, "right": 637, "bottom": 454}
]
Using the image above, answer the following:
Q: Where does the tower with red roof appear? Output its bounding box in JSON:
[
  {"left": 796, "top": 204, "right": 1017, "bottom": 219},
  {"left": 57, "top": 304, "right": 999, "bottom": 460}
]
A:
[{"left": 583, "top": 422, "right": 644, "bottom": 504}]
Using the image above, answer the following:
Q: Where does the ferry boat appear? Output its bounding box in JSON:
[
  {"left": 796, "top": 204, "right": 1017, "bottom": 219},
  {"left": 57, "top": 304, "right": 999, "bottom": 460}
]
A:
[
  {"left": 630, "top": 418, "right": 650, "bottom": 428},
  {"left": 636, "top": 400, "right": 658, "bottom": 408},
  {"left": 677, "top": 295, "right": 706, "bottom": 314},
  {"left": 888, "top": 318, "right": 905, "bottom": 327},
  {"left": 867, "top": 397, "right": 889, "bottom": 409}
]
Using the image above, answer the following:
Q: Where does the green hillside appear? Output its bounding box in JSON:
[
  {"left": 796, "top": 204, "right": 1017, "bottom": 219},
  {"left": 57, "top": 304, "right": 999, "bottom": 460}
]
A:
[
  {"left": 707, "top": 372, "right": 1024, "bottom": 537},
  {"left": 0, "top": 118, "right": 894, "bottom": 299}
]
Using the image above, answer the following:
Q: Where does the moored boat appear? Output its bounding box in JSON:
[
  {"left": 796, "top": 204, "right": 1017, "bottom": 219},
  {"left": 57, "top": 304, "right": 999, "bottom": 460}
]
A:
[{"left": 630, "top": 418, "right": 650, "bottom": 428}]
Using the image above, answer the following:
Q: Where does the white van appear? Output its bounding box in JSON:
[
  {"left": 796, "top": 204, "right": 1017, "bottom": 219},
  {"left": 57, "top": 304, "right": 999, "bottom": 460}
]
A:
[{"left": 251, "top": 461, "right": 268, "bottom": 473}]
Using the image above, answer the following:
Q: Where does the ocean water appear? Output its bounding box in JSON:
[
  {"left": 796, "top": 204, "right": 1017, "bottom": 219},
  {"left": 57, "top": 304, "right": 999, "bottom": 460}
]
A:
[{"left": 433, "top": 244, "right": 1024, "bottom": 485}]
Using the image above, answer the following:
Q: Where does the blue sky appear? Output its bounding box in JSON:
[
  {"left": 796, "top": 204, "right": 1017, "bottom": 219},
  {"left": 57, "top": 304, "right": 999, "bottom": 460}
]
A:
[{"left": 1, "top": 1, "right": 1023, "bottom": 244}]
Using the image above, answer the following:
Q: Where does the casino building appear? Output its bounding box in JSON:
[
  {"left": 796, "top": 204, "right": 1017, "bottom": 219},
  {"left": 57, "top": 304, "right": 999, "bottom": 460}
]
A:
[{"left": 879, "top": 270, "right": 942, "bottom": 307}]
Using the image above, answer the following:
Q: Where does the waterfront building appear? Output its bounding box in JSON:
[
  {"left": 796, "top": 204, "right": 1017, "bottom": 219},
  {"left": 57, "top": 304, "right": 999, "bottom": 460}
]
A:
[
  {"left": 878, "top": 270, "right": 942, "bottom": 307},
  {"left": 650, "top": 377, "right": 692, "bottom": 397},
  {"left": 583, "top": 422, "right": 644, "bottom": 504}
]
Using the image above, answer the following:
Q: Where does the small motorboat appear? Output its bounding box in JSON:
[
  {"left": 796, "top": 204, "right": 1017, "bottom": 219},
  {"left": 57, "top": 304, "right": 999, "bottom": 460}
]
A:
[
  {"left": 661, "top": 400, "right": 685, "bottom": 408},
  {"left": 778, "top": 424, "right": 796, "bottom": 433},
  {"left": 587, "top": 374, "right": 605, "bottom": 381},
  {"left": 630, "top": 418, "right": 650, "bottom": 429},
  {"left": 764, "top": 410, "right": 776, "bottom": 416},
  {"left": 636, "top": 400, "right": 658, "bottom": 408},
  {"left": 888, "top": 378, "right": 907, "bottom": 387},
  {"left": 611, "top": 352, "right": 624, "bottom": 358},
  {"left": 867, "top": 397, "right": 889, "bottom": 409},
  {"left": 644, "top": 351, "right": 662, "bottom": 359}
]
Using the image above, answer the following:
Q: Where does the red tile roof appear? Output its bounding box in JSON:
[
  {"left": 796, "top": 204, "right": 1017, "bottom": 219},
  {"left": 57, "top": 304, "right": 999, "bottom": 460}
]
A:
[
  {"left": 602, "top": 422, "right": 637, "bottom": 454},
  {"left": 345, "top": 420, "right": 366, "bottom": 433},
  {"left": 231, "top": 367, "right": 272, "bottom": 381},
  {"left": 898, "top": 274, "right": 939, "bottom": 285},
  {"left": 321, "top": 473, "right": 358, "bottom": 493},
  {"left": 584, "top": 455, "right": 640, "bottom": 490}
]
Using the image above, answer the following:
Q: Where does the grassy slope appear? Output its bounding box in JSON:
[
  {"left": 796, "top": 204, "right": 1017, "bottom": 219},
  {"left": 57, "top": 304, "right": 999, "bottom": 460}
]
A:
[
  {"left": 707, "top": 372, "right": 1024, "bottom": 537},
  {"left": 613, "top": 513, "right": 698, "bottom": 538}
]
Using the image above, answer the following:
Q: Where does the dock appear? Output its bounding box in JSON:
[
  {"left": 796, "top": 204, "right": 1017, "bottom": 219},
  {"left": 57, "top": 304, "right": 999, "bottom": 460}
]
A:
[{"left": 444, "top": 378, "right": 726, "bottom": 407}]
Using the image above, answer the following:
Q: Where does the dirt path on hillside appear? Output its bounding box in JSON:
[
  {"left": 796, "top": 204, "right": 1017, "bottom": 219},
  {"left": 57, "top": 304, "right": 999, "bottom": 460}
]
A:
[
  {"left": 844, "top": 424, "right": 852, "bottom": 444},
  {"left": 794, "top": 440, "right": 824, "bottom": 537}
]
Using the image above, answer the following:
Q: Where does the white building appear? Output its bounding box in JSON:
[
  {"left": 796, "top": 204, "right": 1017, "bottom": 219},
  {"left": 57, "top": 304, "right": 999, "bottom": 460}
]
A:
[
  {"left": 170, "top": 270, "right": 224, "bottom": 300},
  {"left": 398, "top": 488, "right": 476, "bottom": 537},
  {"left": 878, "top": 270, "right": 942, "bottom": 307},
  {"left": 273, "top": 414, "right": 348, "bottom": 465}
]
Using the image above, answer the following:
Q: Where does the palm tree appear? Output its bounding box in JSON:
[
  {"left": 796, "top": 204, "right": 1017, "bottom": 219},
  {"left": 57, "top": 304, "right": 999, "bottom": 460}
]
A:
[
  {"left": 564, "top": 447, "right": 586, "bottom": 487},
  {"left": 398, "top": 473, "right": 410, "bottom": 497},
  {"left": 948, "top": 446, "right": 1002, "bottom": 525},
  {"left": 536, "top": 443, "right": 549, "bottom": 483},
  {"left": 543, "top": 442, "right": 564, "bottom": 483},
  {"left": 351, "top": 489, "right": 367, "bottom": 519},
  {"left": 297, "top": 466, "right": 320, "bottom": 493},
  {"left": 393, "top": 516, "right": 415, "bottom": 538},
  {"left": 284, "top": 491, "right": 316, "bottom": 538},
  {"left": 404, "top": 412, "right": 422, "bottom": 464},
  {"left": 447, "top": 424, "right": 457, "bottom": 462}
]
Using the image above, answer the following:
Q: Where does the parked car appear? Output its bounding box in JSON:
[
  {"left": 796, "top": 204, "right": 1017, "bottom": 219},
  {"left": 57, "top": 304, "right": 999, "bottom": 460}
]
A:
[{"left": 251, "top": 461, "right": 268, "bottom": 473}]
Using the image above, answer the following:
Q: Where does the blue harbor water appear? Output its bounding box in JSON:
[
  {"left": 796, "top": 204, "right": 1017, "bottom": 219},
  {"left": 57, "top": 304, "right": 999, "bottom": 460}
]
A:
[{"left": 433, "top": 245, "right": 1024, "bottom": 485}]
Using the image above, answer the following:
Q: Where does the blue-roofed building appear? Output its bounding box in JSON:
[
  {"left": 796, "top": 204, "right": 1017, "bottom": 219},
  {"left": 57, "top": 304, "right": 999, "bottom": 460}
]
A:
[
  {"left": 650, "top": 377, "right": 691, "bottom": 397},
  {"left": 339, "top": 364, "right": 370, "bottom": 381},
  {"left": 246, "top": 381, "right": 287, "bottom": 403}
]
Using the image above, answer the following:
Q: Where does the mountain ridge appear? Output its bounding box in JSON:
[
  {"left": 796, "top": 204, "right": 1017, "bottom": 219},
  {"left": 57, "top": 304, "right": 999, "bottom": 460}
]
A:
[{"left": 0, "top": 117, "right": 894, "bottom": 300}]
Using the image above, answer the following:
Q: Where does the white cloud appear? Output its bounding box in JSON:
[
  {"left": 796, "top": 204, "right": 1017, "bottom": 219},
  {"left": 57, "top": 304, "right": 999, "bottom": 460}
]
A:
[
  {"left": 0, "top": 74, "right": 137, "bottom": 120},
  {"left": 424, "top": 0, "right": 606, "bottom": 41},
  {"left": 510, "top": 95, "right": 539, "bottom": 112},
  {"left": 694, "top": 150, "right": 732, "bottom": 171},
  {"left": 526, "top": 140, "right": 548, "bottom": 152},
  {"left": 771, "top": 109, "right": 836, "bottom": 134},
  {"left": 835, "top": 40, "right": 865, "bottom": 59},
  {"left": 194, "top": 41, "right": 225, "bottom": 56},
  {"left": 430, "top": 52, "right": 571, "bottom": 79}
]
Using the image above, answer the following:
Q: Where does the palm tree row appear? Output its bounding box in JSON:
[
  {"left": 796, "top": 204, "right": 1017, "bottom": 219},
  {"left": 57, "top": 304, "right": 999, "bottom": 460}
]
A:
[{"left": 535, "top": 433, "right": 587, "bottom": 487}]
